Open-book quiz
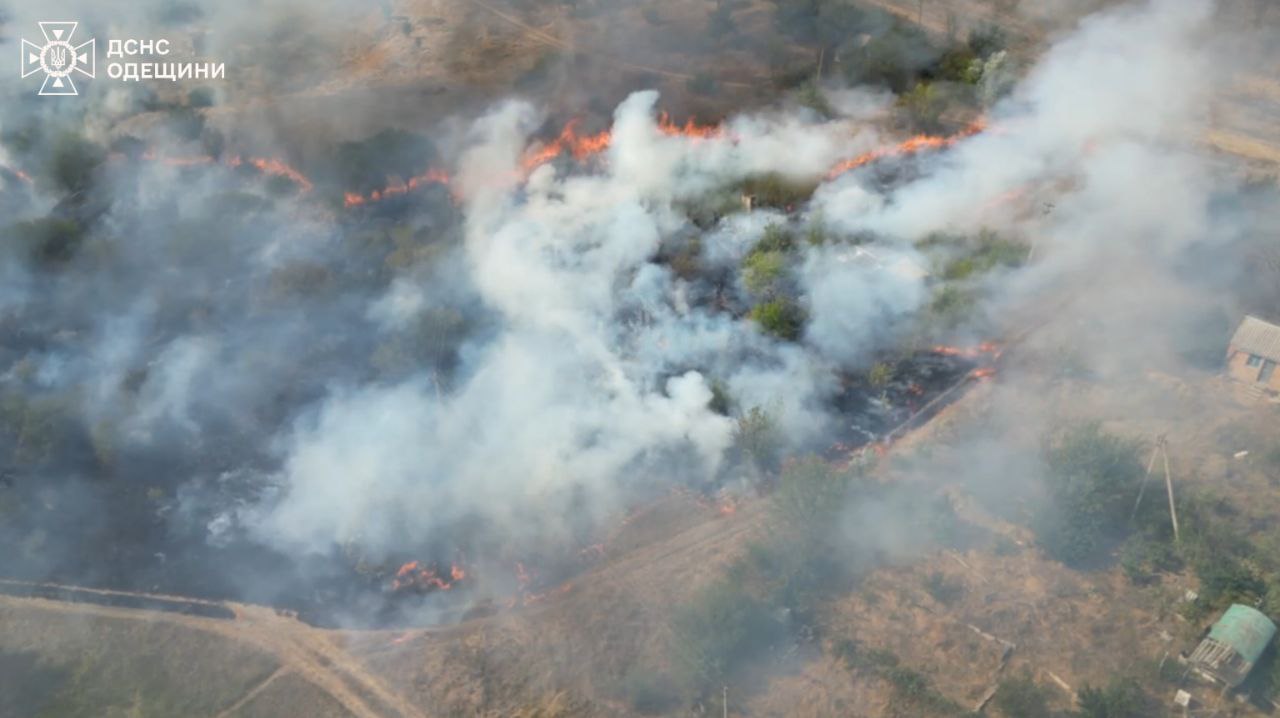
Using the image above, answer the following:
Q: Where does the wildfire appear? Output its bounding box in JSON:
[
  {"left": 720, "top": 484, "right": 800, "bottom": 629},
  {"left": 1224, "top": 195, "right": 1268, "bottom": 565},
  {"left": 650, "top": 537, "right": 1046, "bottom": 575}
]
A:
[
  {"left": 971, "top": 367, "right": 997, "bottom": 380},
  {"left": 931, "top": 341, "right": 1002, "bottom": 359},
  {"left": 519, "top": 119, "right": 613, "bottom": 174},
  {"left": 245, "top": 156, "right": 314, "bottom": 192},
  {"left": 390, "top": 560, "right": 467, "bottom": 592},
  {"left": 517, "top": 114, "right": 723, "bottom": 176},
  {"left": 655, "top": 112, "right": 723, "bottom": 140},
  {"left": 138, "top": 150, "right": 314, "bottom": 192},
  {"left": 343, "top": 168, "right": 451, "bottom": 208},
  {"left": 826, "top": 118, "right": 987, "bottom": 180}
]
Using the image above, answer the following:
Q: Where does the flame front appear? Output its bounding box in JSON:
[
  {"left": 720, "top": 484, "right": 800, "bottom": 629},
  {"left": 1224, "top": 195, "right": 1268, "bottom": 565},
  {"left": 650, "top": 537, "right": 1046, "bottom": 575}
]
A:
[
  {"left": 343, "top": 168, "right": 451, "bottom": 208},
  {"left": 390, "top": 559, "right": 467, "bottom": 592},
  {"left": 33, "top": 111, "right": 985, "bottom": 211},
  {"left": 826, "top": 118, "right": 986, "bottom": 180}
]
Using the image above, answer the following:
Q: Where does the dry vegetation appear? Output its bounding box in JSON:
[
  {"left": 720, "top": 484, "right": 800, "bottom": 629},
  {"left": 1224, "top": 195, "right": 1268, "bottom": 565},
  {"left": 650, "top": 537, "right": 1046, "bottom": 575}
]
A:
[{"left": 5, "top": 2, "right": 1280, "bottom": 718}]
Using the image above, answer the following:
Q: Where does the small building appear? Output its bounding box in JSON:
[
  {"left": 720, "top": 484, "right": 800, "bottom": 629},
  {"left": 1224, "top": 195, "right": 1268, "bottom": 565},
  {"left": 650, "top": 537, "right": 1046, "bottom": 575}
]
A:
[
  {"left": 1225, "top": 316, "right": 1280, "bottom": 394},
  {"left": 1187, "top": 604, "right": 1277, "bottom": 687}
]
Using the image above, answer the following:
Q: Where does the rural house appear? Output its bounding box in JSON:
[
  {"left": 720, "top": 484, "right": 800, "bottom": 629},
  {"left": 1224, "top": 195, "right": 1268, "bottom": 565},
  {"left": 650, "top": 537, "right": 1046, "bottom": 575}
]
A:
[{"left": 1225, "top": 316, "right": 1280, "bottom": 394}]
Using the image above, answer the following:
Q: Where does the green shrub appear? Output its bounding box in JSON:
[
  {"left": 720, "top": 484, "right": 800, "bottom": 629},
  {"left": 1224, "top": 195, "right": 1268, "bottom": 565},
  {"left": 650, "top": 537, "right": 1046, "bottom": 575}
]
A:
[
  {"left": 926, "top": 284, "right": 978, "bottom": 329},
  {"left": 738, "top": 173, "right": 817, "bottom": 209},
  {"left": 1033, "top": 422, "right": 1144, "bottom": 567},
  {"left": 940, "top": 231, "right": 1027, "bottom": 280},
  {"left": 867, "top": 362, "right": 894, "bottom": 388},
  {"left": 742, "top": 250, "right": 787, "bottom": 295},
  {"left": 8, "top": 218, "right": 86, "bottom": 266},
  {"left": 992, "top": 672, "right": 1051, "bottom": 718},
  {"left": 923, "top": 571, "right": 964, "bottom": 605},
  {"left": 772, "top": 457, "right": 854, "bottom": 538},
  {"left": 733, "top": 405, "right": 782, "bottom": 470},
  {"left": 795, "top": 81, "right": 833, "bottom": 118},
  {"left": 1076, "top": 677, "right": 1147, "bottom": 718},
  {"left": 671, "top": 578, "right": 786, "bottom": 693},
  {"left": 750, "top": 297, "right": 805, "bottom": 341},
  {"left": 898, "top": 81, "right": 947, "bottom": 133}
]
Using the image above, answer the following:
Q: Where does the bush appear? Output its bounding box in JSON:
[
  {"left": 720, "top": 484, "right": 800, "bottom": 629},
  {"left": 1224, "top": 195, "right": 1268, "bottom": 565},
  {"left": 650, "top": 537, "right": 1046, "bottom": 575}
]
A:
[
  {"left": 898, "top": 82, "right": 947, "bottom": 133},
  {"left": 1076, "top": 677, "right": 1147, "bottom": 718},
  {"left": 844, "top": 18, "right": 936, "bottom": 93},
  {"left": 335, "top": 129, "right": 437, "bottom": 194},
  {"left": 795, "top": 81, "right": 833, "bottom": 118},
  {"left": 923, "top": 571, "right": 964, "bottom": 605},
  {"left": 968, "top": 23, "right": 1007, "bottom": 60},
  {"left": 671, "top": 578, "right": 786, "bottom": 693},
  {"left": 49, "top": 131, "right": 105, "bottom": 194},
  {"left": 993, "top": 672, "right": 1051, "bottom": 718},
  {"left": 618, "top": 668, "right": 680, "bottom": 715},
  {"left": 737, "top": 173, "right": 817, "bottom": 209},
  {"left": 940, "top": 230, "right": 1028, "bottom": 280},
  {"left": 867, "top": 362, "right": 894, "bottom": 388},
  {"left": 9, "top": 218, "right": 86, "bottom": 266},
  {"left": 832, "top": 642, "right": 958, "bottom": 715},
  {"left": 751, "top": 297, "right": 805, "bottom": 341},
  {"left": 742, "top": 251, "right": 787, "bottom": 296},
  {"left": 926, "top": 284, "right": 978, "bottom": 329},
  {"left": 1034, "top": 422, "right": 1144, "bottom": 567},
  {"left": 732, "top": 405, "right": 781, "bottom": 470},
  {"left": 772, "top": 457, "right": 853, "bottom": 539}
]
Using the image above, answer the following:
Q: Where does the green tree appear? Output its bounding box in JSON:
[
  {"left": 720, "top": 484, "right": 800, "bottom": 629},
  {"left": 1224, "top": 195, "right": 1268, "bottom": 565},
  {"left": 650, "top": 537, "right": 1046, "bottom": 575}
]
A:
[
  {"left": 733, "top": 405, "right": 781, "bottom": 469},
  {"left": 1034, "top": 422, "right": 1144, "bottom": 567}
]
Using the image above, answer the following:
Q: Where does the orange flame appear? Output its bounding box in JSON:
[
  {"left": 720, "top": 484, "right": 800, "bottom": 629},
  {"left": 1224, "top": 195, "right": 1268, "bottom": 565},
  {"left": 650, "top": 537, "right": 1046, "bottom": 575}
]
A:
[
  {"left": 932, "top": 341, "right": 1002, "bottom": 359},
  {"left": 519, "top": 119, "right": 613, "bottom": 174},
  {"left": 247, "top": 157, "right": 314, "bottom": 192},
  {"left": 826, "top": 118, "right": 986, "bottom": 180},
  {"left": 343, "top": 168, "right": 451, "bottom": 208},
  {"left": 655, "top": 112, "right": 723, "bottom": 139},
  {"left": 390, "top": 559, "right": 467, "bottom": 592},
  {"left": 138, "top": 151, "right": 314, "bottom": 192}
]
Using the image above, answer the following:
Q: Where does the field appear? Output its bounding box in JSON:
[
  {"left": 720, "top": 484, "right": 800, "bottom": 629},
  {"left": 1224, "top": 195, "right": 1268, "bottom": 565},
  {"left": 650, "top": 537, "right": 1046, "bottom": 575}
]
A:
[{"left": 4, "top": 1, "right": 1280, "bottom": 717}]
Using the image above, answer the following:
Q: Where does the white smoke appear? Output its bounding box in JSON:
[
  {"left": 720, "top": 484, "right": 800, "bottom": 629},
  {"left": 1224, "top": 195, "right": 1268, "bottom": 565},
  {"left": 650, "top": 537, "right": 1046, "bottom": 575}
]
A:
[{"left": 251, "top": 0, "right": 1231, "bottom": 561}]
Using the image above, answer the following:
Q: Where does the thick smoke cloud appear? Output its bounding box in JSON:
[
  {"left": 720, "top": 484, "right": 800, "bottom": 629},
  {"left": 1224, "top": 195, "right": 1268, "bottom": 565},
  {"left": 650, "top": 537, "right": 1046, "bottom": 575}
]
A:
[{"left": 0, "top": 0, "right": 1273, "bottom": 625}]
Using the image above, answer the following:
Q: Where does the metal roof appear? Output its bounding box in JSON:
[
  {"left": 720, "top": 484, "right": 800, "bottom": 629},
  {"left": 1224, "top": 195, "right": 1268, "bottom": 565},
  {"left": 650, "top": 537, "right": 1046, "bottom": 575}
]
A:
[
  {"left": 1207, "top": 604, "right": 1277, "bottom": 667},
  {"left": 1229, "top": 316, "right": 1280, "bottom": 362}
]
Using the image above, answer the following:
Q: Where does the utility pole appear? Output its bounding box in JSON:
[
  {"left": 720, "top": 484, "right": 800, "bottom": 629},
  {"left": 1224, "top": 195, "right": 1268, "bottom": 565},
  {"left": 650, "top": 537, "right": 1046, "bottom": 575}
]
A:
[
  {"left": 723, "top": 685, "right": 728, "bottom": 718},
  {"left": 1131, "top": 434, "right": 1179, "bottom": 542},
  {"left": 1162, "top": 438, "right": 1180, "bottom": 542},
  {"left": 1131, "top": 435, "right": 1164, "bottom": 521}
]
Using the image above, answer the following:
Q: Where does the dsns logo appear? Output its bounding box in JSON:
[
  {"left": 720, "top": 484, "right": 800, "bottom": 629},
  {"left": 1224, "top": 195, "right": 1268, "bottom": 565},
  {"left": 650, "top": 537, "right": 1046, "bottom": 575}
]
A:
[{"left": 21, "top": 22, "right": 96, "bottom": 96}]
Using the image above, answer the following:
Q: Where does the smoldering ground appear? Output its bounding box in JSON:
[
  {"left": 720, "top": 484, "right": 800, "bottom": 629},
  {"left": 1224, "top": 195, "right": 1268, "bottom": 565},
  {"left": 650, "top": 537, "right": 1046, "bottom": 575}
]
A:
[{"left": 0, "top": 0, "right": 1276, "bottom": 630}]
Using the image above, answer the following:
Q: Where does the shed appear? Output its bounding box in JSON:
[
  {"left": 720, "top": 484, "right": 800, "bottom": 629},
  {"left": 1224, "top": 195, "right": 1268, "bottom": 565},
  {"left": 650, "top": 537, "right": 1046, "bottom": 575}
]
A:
[
  {"left": 1225, "top": 316, "right": 1280, "bottom": 394},
  {"left": 1187, "top": 604, "right": 1277, "bottom": 687}
]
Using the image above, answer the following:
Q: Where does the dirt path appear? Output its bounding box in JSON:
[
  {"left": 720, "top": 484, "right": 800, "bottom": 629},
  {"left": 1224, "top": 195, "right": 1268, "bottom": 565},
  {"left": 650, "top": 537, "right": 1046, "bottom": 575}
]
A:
[
  {"left": 0, "top": 592, "right": 428, "bottom": 718},
  {"left": 212, "top": 666, "right": 290, "bottom": 718}
]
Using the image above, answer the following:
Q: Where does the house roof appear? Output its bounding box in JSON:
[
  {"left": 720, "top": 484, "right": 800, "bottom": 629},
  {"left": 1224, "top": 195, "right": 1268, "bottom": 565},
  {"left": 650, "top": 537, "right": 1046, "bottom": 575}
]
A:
[
  {"left": 1230, "top": 316, "right": 1280, "bottom": 362},
  {"left": 1207, "top": 604, "right": 1277, "bottom": 667}
]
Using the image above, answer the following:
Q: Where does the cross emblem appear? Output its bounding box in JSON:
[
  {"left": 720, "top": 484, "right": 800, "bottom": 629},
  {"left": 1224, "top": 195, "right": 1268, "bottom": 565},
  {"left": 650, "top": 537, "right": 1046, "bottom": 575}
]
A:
[{"left": 21, "top": 22, "right": 96, "bottom": 96}]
